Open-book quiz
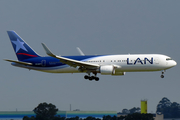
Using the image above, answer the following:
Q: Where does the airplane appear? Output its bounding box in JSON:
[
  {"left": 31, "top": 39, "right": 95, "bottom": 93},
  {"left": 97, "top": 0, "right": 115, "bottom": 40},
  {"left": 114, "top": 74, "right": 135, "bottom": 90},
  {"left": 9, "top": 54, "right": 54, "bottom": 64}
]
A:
[{"left": 4, "top": 31, "right": 177, "bottom": 81}]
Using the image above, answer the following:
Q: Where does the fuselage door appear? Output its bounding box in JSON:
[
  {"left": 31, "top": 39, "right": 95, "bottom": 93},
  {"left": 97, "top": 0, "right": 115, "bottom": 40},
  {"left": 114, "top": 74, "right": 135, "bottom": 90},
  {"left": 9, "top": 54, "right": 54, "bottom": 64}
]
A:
[{"left": 41, "top": 60, "right": 46, "bottom": 67}]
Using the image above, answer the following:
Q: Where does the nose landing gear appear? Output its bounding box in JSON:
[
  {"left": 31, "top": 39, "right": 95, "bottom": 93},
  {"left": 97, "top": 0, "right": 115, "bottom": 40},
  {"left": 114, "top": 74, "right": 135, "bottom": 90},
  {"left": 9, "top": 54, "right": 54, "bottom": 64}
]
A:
[{"left": 161, "top": 71, "right": 165, "bottom": 78}]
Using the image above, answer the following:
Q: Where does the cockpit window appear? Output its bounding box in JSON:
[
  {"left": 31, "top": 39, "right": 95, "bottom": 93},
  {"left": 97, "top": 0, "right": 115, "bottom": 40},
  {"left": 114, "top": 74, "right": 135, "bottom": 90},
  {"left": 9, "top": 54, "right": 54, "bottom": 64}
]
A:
[{"left": 166, "top": 58, "right": 172, "bottom": 61}]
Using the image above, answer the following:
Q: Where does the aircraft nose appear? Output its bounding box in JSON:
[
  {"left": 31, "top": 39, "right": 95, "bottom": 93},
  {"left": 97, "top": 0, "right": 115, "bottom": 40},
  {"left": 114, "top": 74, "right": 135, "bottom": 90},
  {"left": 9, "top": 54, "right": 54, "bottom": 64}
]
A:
[
  {"left": 173, "top": 60, "right": 177, "bottom": 66},
  {"left": 167, "top": 60, "right": 177, "bottom": 68}
]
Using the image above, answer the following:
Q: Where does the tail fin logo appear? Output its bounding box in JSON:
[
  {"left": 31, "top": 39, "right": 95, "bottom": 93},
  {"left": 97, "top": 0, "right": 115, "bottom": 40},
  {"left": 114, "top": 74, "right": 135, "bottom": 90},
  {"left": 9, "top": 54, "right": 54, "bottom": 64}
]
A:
[
  {"left": 7, "top": 31, "right": 40, "bottom": 61},
  {"left": 12, "top": 38, "right": 28, "bottom": 53}
]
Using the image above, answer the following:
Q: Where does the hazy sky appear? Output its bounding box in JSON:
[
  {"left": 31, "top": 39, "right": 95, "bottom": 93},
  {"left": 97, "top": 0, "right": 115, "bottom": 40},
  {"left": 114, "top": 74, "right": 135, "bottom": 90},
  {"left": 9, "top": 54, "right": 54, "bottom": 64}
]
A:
[{"left": 0, "top": 1, "right": 179, "bottom": 113}]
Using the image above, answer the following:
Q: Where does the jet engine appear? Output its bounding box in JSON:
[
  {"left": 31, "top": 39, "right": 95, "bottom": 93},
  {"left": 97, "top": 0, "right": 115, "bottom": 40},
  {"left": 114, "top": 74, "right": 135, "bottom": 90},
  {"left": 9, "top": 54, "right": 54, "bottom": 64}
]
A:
[{"left": 100, "top": 65, "right": 125, "bottom": 76}]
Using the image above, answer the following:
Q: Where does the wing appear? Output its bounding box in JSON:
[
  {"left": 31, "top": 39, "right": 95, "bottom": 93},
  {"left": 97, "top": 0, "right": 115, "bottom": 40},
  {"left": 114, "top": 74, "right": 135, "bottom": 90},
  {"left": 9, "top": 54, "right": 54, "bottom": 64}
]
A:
[
  {"left": 4, "top": 59, "right": 32, "bottom": 65},
  {"left": 41, "top": 43, "right": 99, "bottom": 71}
]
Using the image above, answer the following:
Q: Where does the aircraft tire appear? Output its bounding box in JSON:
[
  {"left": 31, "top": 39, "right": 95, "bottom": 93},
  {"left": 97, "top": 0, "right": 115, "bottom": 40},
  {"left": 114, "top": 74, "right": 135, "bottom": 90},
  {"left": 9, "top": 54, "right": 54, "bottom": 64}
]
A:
[
  {"left": 89, "top": 77, "right": 93, "bottom": 81},
  {"left": 95, "top": 77, "right": 99, "bottom": 81},
  {"left": 84, "top": 75, "right": 89, "bottom": 79},
  {"left": 161, "top": 75, "right": 164, "bottom": 78}
]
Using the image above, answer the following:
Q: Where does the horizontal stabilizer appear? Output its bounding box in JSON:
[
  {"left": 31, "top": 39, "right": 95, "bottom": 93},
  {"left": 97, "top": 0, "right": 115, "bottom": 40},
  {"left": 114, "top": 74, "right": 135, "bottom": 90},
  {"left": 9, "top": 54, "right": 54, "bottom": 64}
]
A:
[{"left": 4, "top": 59, "right": 32, "bottom": 65}]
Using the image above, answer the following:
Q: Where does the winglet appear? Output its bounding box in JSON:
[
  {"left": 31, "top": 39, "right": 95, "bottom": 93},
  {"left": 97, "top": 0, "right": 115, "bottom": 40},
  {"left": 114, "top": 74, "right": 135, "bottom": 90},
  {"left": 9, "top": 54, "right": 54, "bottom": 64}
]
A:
[
  {"left": 76, "top": 47, "right": 85, "bottom": 56},
  {"left": 41, "top": 43, "right": 56, "bottom": 57}
]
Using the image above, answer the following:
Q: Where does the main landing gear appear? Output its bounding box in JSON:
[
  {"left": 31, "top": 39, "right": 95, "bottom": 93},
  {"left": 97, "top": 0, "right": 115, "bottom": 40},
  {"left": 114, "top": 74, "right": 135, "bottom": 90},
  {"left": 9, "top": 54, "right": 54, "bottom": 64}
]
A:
[
  {"left": 84, "top": 72, "right": 99, "bottom": 81},
  {"left": 161, "top": 70, "right": 165, "bottom": 78}
]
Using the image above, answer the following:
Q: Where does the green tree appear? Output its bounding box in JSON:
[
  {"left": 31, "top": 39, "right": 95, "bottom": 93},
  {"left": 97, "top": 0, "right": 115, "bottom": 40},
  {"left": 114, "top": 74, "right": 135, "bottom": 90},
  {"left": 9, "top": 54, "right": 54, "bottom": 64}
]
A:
[
  {"left": 23, "top": 116, "right": 35, "bottom": 120},
  {"left": 125, "top": 113, "right": 154, "bottom": 120},
  {"left": 121, "top": 107, "right": 140, "bottom": 114},
  {"left": 103, "top": 115, "right": 117, "bottom": 120},
  {"left": 84, "top": 116, "right": 97, "bottom": 120},
  {"left": 53, "top": 115, "right": 66, "bottom": 120},
  {"left": 156, "top": 97, "right": 180, "bottom": 118},
  {"left": 170, "top": 102, "right": 180, "bottom": 118},
  {"left": 118, "top": 115, "right": 126, "bottom": 120},
  {"left": 33, "top": 102, "right": 58, "bottom": 120},
  {"left": 122, "top": 109, "right": 130, "bottom": 114},
  {"left": 66, "top": 116, "right": 81, "bottom": 120},
  {"left": 129, "top": 107, "right": 140, "bottom": 114}
]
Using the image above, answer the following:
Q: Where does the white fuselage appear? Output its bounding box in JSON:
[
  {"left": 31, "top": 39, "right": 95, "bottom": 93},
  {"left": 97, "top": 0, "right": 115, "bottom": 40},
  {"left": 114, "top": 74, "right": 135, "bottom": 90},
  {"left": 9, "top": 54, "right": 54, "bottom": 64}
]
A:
[{"left": 12, "top": 54, "right": 177, "bottom": 74}]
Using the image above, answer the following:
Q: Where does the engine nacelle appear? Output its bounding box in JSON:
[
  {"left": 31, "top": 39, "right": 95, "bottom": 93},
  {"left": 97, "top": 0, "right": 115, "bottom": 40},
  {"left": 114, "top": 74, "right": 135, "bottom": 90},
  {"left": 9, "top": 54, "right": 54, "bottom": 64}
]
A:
[
  {"left": 100, "top": 65, "right": 125, "bottom": 76},
  {"left": 100, "top": 65, "right": 115, "bottom": 75},
  {"left": 112, "top": 71, "right": 125, "bottom": 76}
]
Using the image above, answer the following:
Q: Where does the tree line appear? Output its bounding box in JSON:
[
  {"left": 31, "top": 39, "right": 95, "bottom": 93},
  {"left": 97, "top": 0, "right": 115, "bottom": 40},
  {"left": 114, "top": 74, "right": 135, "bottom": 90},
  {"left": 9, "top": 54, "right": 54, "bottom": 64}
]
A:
[
  {"left": 23, "top": 103, "right": 154, "bottom": 120},
  {"left": 23, "top": 97, "right": 180, "bottom": 120}
]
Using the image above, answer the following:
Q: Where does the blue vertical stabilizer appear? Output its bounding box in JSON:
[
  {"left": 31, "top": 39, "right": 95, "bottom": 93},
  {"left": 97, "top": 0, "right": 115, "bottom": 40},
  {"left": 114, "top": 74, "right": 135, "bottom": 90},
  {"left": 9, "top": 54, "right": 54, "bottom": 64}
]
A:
[{"left": 7, "top": 31, "right": 40, "bottom": 61}]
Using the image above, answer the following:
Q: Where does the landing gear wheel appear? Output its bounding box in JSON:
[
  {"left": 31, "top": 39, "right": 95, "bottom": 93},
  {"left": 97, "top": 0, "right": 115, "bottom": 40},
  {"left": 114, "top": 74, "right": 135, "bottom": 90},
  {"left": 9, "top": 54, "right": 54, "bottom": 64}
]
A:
[
  {"left": 161, "top": 75, "right": 164, "bottom": 78},
  {"left": 160, "top": 70, "right": 165, "bottom": 78},
  {"left": 84, "top": 72, "right": 99, "bottom": 81},
  {"left": 89, "top": 77, "right": 93, "bottom": 81},
  {"left": 95, "top": 77, "right": 99, "bottom": 81},
  {"left": 84, "top": 75, "right": 89, "bottom": 79}
]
